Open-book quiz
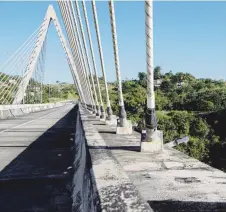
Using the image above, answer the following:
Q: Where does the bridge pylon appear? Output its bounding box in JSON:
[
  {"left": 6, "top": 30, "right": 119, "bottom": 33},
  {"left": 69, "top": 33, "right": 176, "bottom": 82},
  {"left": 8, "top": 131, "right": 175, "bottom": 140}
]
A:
[{"left": 12, "top": 5, "right": 85, "bottom": 105}]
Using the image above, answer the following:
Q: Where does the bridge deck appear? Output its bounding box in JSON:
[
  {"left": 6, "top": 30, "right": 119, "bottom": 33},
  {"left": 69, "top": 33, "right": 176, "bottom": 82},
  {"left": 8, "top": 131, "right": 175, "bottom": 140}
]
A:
[
  {"left": 1, "top": 104, "right": 226, "bottom": 211},
  {"left": 84, "top": 110, "right": 226, "bottom": 212},
  {"left": 0, "top": 104, "right": 76, "bottom": 211}
]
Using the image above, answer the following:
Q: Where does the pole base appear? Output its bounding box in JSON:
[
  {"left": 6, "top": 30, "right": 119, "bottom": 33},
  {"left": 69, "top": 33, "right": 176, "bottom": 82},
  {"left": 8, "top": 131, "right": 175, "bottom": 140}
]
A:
[
  {"left": 106, "top": 106, "right": 113, "bottom": 119},
  {"left": 141, "top": 130, "right": 164, "bottom": 153},
  {"left": 100, "top": 112, "right": 105, "bottom": 120},
  {"left": 106, "top": 115, "right": 117, "bottom": 126},
  {"left": 96, "top": 110, "right": 100, "bottom": 117},
  {"left": 116, "top": 119, "right": 132, "bottom": 134},
  {"left": 100, "top": 106, "right": 105, "bottom": 120}
]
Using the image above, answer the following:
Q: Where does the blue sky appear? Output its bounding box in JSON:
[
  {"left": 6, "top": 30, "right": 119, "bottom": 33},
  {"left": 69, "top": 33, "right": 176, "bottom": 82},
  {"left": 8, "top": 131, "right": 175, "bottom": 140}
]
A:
[{"left": 0, "top": 1, "right": 226, "bottom": 84}]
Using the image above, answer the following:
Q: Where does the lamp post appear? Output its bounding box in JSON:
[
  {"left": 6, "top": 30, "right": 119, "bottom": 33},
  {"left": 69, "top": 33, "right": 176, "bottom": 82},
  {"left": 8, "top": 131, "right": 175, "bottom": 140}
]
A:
[{"left": 56, "top": 80, "right": 61, "bottom": 99}]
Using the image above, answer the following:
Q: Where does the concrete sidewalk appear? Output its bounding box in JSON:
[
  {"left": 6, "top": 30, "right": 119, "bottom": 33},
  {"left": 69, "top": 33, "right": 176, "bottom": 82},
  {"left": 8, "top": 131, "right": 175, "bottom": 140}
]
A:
[{"left": 87, "top": 110, "right": 226, "bottom": 212}]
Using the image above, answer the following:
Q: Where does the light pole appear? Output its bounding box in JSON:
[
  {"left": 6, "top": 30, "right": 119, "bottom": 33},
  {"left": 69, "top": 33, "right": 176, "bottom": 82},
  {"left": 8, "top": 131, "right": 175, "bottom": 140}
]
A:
[
  {"left": 48, "top": 81, "right": 51, "bottom": 100},
  {"left": 22, "top": 69, "right": 25, "bottom": 104},
  {"left": 40, "top": 79, "right": 43, "bottom": 103},
  {"left": 56, "top": 81, "right": 61, "bottom": 99}
]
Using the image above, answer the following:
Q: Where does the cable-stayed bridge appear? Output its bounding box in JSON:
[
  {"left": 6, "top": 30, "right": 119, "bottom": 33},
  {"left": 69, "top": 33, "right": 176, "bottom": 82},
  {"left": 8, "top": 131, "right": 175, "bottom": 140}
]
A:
[{"left": 0, "top": 1, "right": 226, "bottom": 211}]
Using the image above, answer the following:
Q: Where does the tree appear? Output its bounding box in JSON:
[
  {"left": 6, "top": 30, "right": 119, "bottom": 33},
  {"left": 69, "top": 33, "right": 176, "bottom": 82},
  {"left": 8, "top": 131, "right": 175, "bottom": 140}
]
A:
[
  {"left": 197, "top": 100, "right": 215, "bottom": 111},
  {"left": 154, "top": 66, "right": 162, "bottom": 80},
  {"left": 138, "top": 72, "right": 147, "bottom": 88},
  {"left": 157, "top": 111, "right": 177, "bottom": 143},
  {"left": 190, "top": 118, "right": 210, "bottom": 138},
  {"left": 171, "top": 72, "right": 185, "bottom": 84},
  {"left": 155, "top": 90, "right": 170, "bottom": 110},
  {"left": 123, "top": 80, "right": 146, "bottom": 123},
  {"left": 160, "top": 80, "right": 175, "bottom": 93},
  {"left": 176, "top": 137, "right": 209, "bottom": 161},
  {"left": 170, "top": 111, "right": 191, "bottom": 136},
  {"left": 164, "top": 70, "right": 173, "bottom": 80}
]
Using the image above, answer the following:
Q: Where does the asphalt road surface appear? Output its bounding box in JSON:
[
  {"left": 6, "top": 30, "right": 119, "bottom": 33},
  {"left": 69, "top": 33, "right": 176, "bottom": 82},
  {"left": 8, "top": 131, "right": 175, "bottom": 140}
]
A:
[{"left": 0, "top": 103, "right": 77, "bottom": 212}]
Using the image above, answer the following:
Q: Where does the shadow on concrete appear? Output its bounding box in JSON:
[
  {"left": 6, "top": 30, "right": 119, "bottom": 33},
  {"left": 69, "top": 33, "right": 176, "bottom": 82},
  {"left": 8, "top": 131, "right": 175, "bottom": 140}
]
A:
[
  {"left": 98, "top": 130, "right": 116, "bottom": 134},
  {"left": 148, "top": 200, "right": 226, "bottom": 212},
  {"left": 0, "top": 106, "right": 77, "bottom": 212},
  {"left": 88, "top": 145, "right": 140, "bottom": 152},
  {"left": 71, "top": 108, "right": 101, "bottom": 212}
]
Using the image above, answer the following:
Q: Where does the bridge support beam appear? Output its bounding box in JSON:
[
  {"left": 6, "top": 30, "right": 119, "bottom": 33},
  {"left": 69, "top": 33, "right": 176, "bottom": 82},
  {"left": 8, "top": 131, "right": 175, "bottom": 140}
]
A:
[{"left": 141, "top": 0, "right": 163, "bottom": 152}]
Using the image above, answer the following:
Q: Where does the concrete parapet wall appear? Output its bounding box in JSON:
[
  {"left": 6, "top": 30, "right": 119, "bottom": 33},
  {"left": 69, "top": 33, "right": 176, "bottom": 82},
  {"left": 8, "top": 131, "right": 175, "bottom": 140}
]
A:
[
  {"left": 21, "top": 107, "right": 31, "bottom": 114},
  {"left": 72, "top": 105, "right": 98, "bottom": 212},
  {"left": 0, "top": 100, "right": 74, "bottom": 120},
  {"left": 10, "top": 108, "right": 24, "bottom": 117},
  {"left": 72, "top": 104, "right": 152, "bottom": 212},
  {"left": 0, "top": 109, "right": 13, "bottom": 119}
]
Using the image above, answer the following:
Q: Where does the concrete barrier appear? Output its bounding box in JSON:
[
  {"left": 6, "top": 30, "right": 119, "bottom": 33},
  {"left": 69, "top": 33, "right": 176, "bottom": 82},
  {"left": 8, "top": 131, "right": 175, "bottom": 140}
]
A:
[
  {"left": 34, "top": 106, "right": 41, "bottom": 112},
  {"left": 0, "top": 102, "right": 68, "bottom": 120},
  {"left": 10, "top": 108, "right": 24, "bottom": 117},
  {"left": 21, "top": 107, "right": 30, "bottom": 114},
  {"left": 72, "top": 104, "right": 152, "bottom": 212},
  {"left": 0, "top": 109, "right": 13, "bottom": 119},
  {"left": 72, "top": 105, "right": 98, "bottom": 212}
]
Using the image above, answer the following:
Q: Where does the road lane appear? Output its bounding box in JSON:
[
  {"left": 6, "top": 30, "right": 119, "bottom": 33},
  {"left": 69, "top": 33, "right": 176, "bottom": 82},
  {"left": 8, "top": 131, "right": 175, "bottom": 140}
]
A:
[
  {"left": 0, "top": 103, "right": 77, "bottom": 211},
  {"left": 0, "top": 104, "right": 75, "bottom": 170}
]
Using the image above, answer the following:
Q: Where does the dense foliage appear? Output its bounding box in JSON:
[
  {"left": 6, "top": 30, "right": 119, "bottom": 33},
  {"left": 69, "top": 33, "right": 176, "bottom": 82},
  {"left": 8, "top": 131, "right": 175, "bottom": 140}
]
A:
[{"left": 106, "top": 68, "right": 226, "bottom": 171}]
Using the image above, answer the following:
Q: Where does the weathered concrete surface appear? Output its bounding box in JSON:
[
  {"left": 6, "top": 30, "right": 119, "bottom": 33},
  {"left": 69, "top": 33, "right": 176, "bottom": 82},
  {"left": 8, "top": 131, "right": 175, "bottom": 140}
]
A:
[
  {"left": 80, "top": 107, "right": 153, "bottom": 212},
  {"left": 90, "top": 112, "right": 226, "bottom": 211},
  {"left": 0, "top": 103, "right": 76, "bottom": 211}
]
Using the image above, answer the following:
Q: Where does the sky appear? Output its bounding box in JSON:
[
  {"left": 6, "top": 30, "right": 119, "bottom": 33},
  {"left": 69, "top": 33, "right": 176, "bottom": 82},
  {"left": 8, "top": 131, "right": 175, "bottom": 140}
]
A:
[{"left": 0, "top": 1, "right": 226, "bottom": 84}]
